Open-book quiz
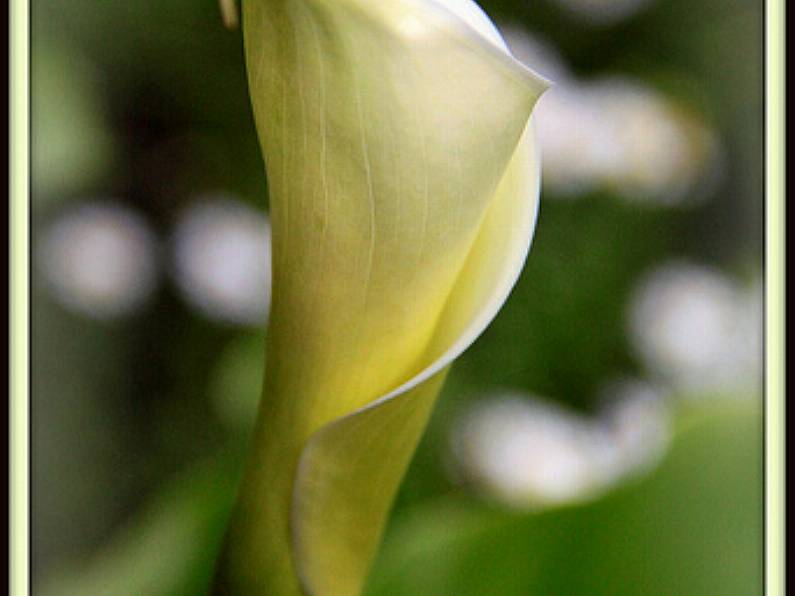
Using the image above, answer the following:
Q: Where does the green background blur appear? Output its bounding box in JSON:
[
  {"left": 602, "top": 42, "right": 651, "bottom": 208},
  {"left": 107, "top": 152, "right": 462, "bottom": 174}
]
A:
[{"left": 32, "top": 0, "right": 763, "bottom": 594}]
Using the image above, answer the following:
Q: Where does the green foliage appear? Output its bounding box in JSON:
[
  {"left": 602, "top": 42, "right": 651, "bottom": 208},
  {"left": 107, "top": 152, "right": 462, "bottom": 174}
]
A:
[
  {"left": 367, "top": 399, "right": 762, "bottom": 596},
  {"left": 39, "top": 399, "right": 760, "bottom": 596}
]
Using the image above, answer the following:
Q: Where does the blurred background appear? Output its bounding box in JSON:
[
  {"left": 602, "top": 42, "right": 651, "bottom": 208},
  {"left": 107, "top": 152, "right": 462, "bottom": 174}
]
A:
[{"left": 31, "top": 0, "right": 763, "bottom": 594}]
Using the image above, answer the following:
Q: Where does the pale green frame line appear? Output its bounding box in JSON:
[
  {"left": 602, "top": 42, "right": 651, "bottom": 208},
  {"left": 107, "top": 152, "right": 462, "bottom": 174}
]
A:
[
  {"left": 10, "top": 0, "right": 30, "bottom": 594},
  {"left": 765, "top": 0, "right": 785, "bottom": 594}
]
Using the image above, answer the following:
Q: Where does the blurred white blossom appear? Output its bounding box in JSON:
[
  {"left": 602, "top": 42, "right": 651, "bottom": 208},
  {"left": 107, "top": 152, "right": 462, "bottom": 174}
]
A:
[
  {"left": 503, "top": 27, "right": 721, "bottom": 204},
  {"left": 38, "top": 202, "right": 158, "bottom": 319},
  {"left": 587, "top": 79, "right": 721, "bottom": 204},
  {"left": 628, "top": 261, "right": 762, "bottom": 395},
  {"left": 450, "top": 387, "right": 671, "bottom": 509},
  {"left": 593, "top": 378, "right": 671, "bottom": 483},
  {"left": 172, "top": 196, "right": 271, "bottom": 326}
]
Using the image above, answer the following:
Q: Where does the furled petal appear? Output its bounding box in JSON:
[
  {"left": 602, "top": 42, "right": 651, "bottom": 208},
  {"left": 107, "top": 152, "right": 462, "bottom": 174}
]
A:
[
  {"left": 215, "top": 0, "right": 547, "bottom": 594},
  {"left": 293, "top": 123, "right": 540, "bottom": 596}
]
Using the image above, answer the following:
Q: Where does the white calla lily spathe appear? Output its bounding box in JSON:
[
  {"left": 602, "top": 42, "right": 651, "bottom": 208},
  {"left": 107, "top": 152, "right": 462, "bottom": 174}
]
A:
[{"left": 213, "top": 1, "right": 548, "bottom": 594}]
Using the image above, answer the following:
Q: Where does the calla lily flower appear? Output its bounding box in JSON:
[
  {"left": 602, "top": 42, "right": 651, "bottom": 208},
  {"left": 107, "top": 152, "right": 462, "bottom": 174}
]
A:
[{"left": 213, "top": 0, "right": 548, "bottom": 594}]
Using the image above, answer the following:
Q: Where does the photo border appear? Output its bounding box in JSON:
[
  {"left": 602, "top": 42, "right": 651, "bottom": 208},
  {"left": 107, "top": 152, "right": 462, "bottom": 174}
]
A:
[
  {"left": 764, "top": 0, "right": 785, "bottom": 593},
  {"left": 7, "top": 0, "right": 785, "bottom": 593},
  {"left": 10, "top": 0, "right": 30, "bottom": 594}
]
